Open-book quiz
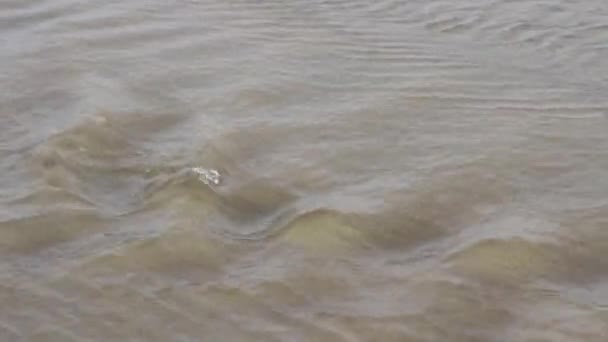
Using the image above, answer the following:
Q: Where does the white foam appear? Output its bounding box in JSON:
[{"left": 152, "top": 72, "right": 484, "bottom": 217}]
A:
[{"left": 191, "top": 167, "right": 221, "bottom": 186}]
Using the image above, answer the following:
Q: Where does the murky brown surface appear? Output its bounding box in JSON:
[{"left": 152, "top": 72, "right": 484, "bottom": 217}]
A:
[{"left": 1, "top": 0, "right": 608, "bottom": 341}]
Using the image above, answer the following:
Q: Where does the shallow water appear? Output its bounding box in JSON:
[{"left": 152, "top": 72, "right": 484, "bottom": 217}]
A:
[{"left": 1, "top": 0, "right": 607, "bottom": 341}]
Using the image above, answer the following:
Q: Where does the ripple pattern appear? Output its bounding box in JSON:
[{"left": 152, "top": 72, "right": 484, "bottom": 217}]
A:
[{"left": 1, "top": 0, "right": 608, "bottom": 341}]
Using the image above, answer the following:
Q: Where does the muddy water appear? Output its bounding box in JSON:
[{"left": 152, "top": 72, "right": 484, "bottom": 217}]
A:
[{"left": 1, "top": 0, "right": 607, "bottom": 341}]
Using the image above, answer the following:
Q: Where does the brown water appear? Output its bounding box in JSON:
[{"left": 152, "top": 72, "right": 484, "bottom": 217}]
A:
[{"left": 1, "top": 0, "right": 607, "bottom": 341}]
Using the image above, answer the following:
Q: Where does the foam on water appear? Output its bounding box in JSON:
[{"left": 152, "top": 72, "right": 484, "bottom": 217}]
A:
[{"left": 191, "top": 167, "right": 221, "bottom": 186}]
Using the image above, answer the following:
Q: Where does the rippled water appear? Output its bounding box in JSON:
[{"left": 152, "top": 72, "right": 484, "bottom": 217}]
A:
[{"left": 1, "top": 0, "right": 607, "bottom": 341}]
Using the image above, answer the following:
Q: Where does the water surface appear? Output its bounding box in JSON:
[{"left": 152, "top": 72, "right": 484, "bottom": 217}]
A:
[{"left": 1, "top": 0, "right": 607, "bottom": 341}]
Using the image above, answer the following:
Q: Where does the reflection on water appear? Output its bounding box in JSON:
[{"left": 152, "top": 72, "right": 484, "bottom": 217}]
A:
[{"left": 1, "top": 0, "right": 607, "bottom": 341}]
